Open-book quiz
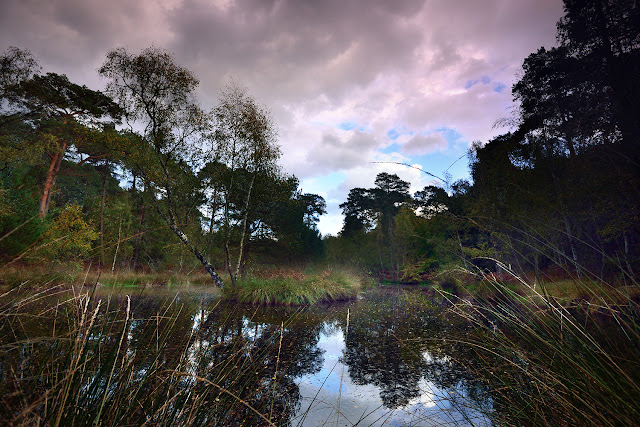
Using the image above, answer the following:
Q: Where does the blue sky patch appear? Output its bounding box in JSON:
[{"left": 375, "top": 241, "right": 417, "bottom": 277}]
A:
[
  {"left": 338, "top": 121, "right": 357, "bottom": 131},
  {"left": 380, "top": 142, "right": 401, "bottom": 154},
  {"left": 493, "top": 83, "right": 507, "bottom": 93},
  {"left": 435, "top": 127, "right": 464, "bottom": 145},
  {"left": 464, "top": 75, "right": 491, "bottom": 89},
  {"left": 337, "top": 121, "right": 369, "bottom": 132},
  {"left": 387, "top": 126, "right": 414, "bottom": 140},
  {"left": 299, "top": 171, "right": 347, "bottom": 197}
]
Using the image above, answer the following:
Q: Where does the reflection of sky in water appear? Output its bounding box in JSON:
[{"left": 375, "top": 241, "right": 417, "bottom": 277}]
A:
[{"left": 294, "top": 322, "right": 492, "bottom": 426}]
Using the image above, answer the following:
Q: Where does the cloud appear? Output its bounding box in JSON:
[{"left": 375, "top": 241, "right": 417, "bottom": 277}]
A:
[
  {"left": 304, "top": 129, "right": 380, "bottom": 175},
  {"left": 400, "top": 133, "right": 448, "bottom": 156},
  {"left": 0, "top": 0, "right": 566, "bottom": 233}
]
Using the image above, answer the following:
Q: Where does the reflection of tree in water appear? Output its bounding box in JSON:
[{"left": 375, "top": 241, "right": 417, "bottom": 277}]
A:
[
  {"left": 344, "top": 327, "right": 427, "bottom": 407},
  {"left": 341, "top": 289, "right": 491, "bottom": 412},
  {"left": 2, "top": 293, "right": 329, "bottom": 426},
  {"left": 190, "top": 302, "right": 327, "bottom": 426},
  {"left": 341, "top": 290, "right": 433, "bottom": 407}
]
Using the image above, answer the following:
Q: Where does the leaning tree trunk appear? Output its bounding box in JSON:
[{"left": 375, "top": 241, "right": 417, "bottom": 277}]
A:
[
  {"left": 234, "top": 174, "right": 256, "bottom": 282},
  {"left": 151, "top": 169, "right": 226, "bottom": 289},
  {"left": 158, "top": 201, "right": 225, "bottom": 288}
]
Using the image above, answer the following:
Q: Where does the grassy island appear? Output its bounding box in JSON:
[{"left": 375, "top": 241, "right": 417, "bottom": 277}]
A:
[{"left": 227, "top": 268, "right": 362, "bottom": 305}]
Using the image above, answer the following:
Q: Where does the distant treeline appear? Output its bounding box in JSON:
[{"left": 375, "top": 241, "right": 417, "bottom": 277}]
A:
[{"left": 327, "top": 0, "right": 639, "bottom": 283}]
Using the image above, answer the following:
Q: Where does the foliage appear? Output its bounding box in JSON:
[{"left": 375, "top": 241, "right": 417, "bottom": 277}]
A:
[{"left": 38, "top": 204, "right": 98, "bottom": 261}]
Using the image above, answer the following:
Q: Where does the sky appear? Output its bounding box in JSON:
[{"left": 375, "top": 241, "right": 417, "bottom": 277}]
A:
[{"left": 0, "top": 0, "right": 564, "bottom": 236}]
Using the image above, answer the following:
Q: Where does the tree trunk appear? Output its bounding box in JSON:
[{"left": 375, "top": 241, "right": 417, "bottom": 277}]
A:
[
  {"left": 209, "top": 188, "right": 218, "bottom": 233},
  {"left": 100, "top": 172, "right": 106, "bottom": 269},
  {"left": 223, "top": 198, "right": 236, "bottom": 289},
  {"left": 169, "top": 222, "right": 225, "bottom": 288},
  {"left": 234, "top": 174, "right": 256, "bottom": 281},
  {"left": 131, "top": 187, "right": 145, "bottom": 271},
  {"left": 39, "top": 142, "right": 67, "bottom": 218},
  {"left": 153, "top": 177, "right": 226, "bottom": 289},
  {"left": 112, "top": 215, "right": 122, "bottom": 273}
]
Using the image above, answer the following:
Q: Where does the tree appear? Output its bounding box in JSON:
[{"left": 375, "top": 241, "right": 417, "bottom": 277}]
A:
[
  {"left": 264, "top": 191, "right": 326, "bottom": 263},
  {"left": 414, "top": 185, "right": 449, "bottom": 218},
  {"left": 557, "top": 0, "right": 640, "bottom": 159},
  {"left": 212, "top": 83, "right": 280, "bottom": 288},
  {"left": 1, "top": 65, "right": 122, "bottom": 218},
  {"left": 0, "top": 46, "right": 40, "bottom": 100},
  {"left": 339, "top": 187, "right": 374, "bottom": 237},
  {"left": 512, "top": 0, "right": 640, "bottom": 162},
  {"left": 498, "top": 0, "right": 640, "bottom": 277},
  {"left": 99, "top": 47, "right": 225, "bottom": 287},
  {"left": 298, "top": 193, "right": 327, "bottom": 229},
  {"left": 513, "top": 46, "right": 611, "bottom": 158},
  {"left": 37, "top": 203, "right": 98, "bottom": 262},
  {"left": 372, "top": 173, "right": 411, "bottom": 215},
  {"left": 339, "top": 173, "right": 410, "bottom": 274},
  {"left": 371, "top": 173, "right": 410, "bottom": 273}
]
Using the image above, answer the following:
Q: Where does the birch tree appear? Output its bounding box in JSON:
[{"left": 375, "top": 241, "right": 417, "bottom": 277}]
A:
[
  {"left": 213, "top": 83, "right": 280, "bottom": 288},
  {"left": 99, "top": 47, "right": 225, "bottom": 287}
]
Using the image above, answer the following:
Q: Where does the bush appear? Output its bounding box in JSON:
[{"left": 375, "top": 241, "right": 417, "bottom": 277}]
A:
[{"left": 38, "top": 204, "right": 98, "bottom": 261}]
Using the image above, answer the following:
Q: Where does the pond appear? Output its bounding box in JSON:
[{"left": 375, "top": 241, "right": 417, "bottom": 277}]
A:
[{"left": 1, "top": 285, "right": 495, "bottom": 426}]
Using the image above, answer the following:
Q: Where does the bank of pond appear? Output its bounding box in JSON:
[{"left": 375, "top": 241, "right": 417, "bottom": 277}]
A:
[{"left": 1, "top": 276, "right": 639, "bottom": 426}]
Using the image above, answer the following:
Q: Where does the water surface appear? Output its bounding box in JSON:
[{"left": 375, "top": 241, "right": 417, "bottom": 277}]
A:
[{"left": 1, "top": 285, "right": 494, "bottom": 426}]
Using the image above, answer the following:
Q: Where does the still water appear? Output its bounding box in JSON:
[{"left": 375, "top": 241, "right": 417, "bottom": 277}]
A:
[
  {"left": 2, "top": 285, "right": 494, "bottom": 426},
  {"left": 179, "top": 286, "right": 491, "bottom": 426},
  {"left": 294, "top": 321, "right": 491, "bottom": 426}
]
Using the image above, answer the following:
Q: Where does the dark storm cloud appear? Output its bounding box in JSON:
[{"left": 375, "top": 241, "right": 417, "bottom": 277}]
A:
[
  {"left": 166, "top": 0, "right": 426, "bottom": 102},
  {"left": 0, "top": 0, "right": 176, "bottom": 87},
  {"left": 0, "top": 0, "right": 562, "bottom": 123}
]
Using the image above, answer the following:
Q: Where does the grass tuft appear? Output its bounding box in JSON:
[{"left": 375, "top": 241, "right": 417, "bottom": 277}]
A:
[{"left": 228, "top": 268, "right": 362, "bottom": 305}]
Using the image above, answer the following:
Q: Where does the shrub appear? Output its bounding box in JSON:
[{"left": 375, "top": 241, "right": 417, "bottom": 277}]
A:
[{"left": 38, "top": 204, "right": 98, "bottom": 261}]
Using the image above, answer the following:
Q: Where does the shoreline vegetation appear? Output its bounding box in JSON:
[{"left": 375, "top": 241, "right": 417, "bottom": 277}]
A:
[
  {"left": 1, "top": 263, "right": 639, "bottom": 425},
  {"left": 0, "top": 264, "right": 368, "bottom": 305},
  {"left": 2, "top": 262, "right": 638, "bottom": 306}
]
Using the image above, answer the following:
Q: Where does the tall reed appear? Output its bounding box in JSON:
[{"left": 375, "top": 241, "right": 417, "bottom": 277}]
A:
[
  {"left": 448, "top": 264, "right": 640, "bottom": 426},
  {"left": 0, "top": 286, "right": 301, "bottom": 425}
]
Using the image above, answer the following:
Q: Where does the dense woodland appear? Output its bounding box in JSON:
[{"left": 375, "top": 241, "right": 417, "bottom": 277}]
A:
[
  {"left": 1, "top": 0, "right": 638, "bottom": 287},
  {"left": 329, "top": 0, "right": 640, "bottom": 283},
  {"left": 0, "top": 47, "right": 326, "bottom": 287}
]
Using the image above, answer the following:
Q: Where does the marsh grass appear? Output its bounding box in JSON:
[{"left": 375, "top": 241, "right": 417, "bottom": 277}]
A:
[
  {"left": 0, "top": 283, "right": 305, "bottom": 426},
  {"left": 86, "top": 269, "right": 217, "bottom": 288},
  {"left": 0, "top": 265, "right": 219, "bottom": 291},
  {"left": 445, "top": 263, "right": 640, "bottom": 426},
  {"left": 229, "top": 268, "right": 362, "bottom": 305},
  {"left": 0, "top": 264, "right": 81, "bottom": 289}
]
